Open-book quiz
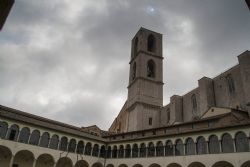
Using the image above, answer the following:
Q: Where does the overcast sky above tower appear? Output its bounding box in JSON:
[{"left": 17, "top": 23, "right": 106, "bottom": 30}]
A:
[{"left": 0, "top": 0, "right": 249, "bottom": 130}]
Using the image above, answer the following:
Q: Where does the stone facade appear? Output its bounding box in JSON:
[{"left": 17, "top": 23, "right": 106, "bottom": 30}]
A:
[{"left": 110, "top": 28, "right": 250, "bottom": 133}]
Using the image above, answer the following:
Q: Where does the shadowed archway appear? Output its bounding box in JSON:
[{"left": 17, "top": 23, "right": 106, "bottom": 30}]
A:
[
  {"left": 13, "top": 150, "right": 35, "bottom": 167},
  {"left": 212, "top": 161, "right": 234, "bottom": 167},
  {"left": 0, "top": 145, "right": 12, "bottom": 167},
  {"left": 167, "top": 163, "right": 182, "bottom": 167},
  {"left": 92, "top": 162, "right": 103, "bottom": 167},
  {"left": 149, "top": 163, "right": 161, "bottom": 167},
  {"left": 188, "top": 162, "right": 205, "bottom": 167},
  {"left": 241, "top": 161, "right": 250, "bottom": 167},
  {"left": 75, "top": 160, "right": 89, "bottom": 167},
  {"left": 36, "top": 154, "right": 54, "bottom": 167},
  {"left": 56, "top": 157, "right": 73, "bottom": 167}
]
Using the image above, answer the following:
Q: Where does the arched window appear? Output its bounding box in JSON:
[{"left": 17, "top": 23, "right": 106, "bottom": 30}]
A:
[
  {"left": 6, "top": 124, "right": 19, "bottom": 141},
  {"left": 100, "top": 145, "right": 106, "bottom": 158},
  {"left": 118, "top": 145, "right": 124, "bottom": 158},
  {"left": 134, "top": 37, "right": 138, "bottom": 57},
  {"left": 226, "top": 74, "right": 235, "bottom": 94},
  {"left": 165, "top": 140, "right": 174, "bottom": 156},
  {"left": 49, "top": 134, "right": 59, "bottom": 150},
  {"left": 107, "top": 146, "right": 112, "bottom": 158},
  {"left": 147, "top": 142, "right": 155, "bottom": 157},
  {"left": 147, "top": 34, "right": 156, "bottom": 52},
  {"left": 84, "top": 142, "right": 92, "bottom": 155},
  {"left": 92, "top": 144, "right": 99, "bottom": 157},
  {"left": 125, "top": 144, "right": 131, "bottom": 158},
  {"left": 76, "top": 141, "right": 84, "bottom": 154},
  {"left": 147, "top": 59, "right": 155, "bottom": 78},
  {"left": 208, "top": 135, "right": 220, "bottom": 154},
  {"left": 185, "top": 138, "right": 195, "bottom": 155},
  {"left": 197, "top": 136, "right": 207, "bottom": 154},
  {"left": 235, "top": 132, "right": 249, "bottom": 152},
  {"left": 191, "top": 94, "right": 197, "bottom": 116},
  {"left": 68, "top": 139, "right": 76, "bottom": 153},
  {"left": 132, "top": 144, "right": 138, "bottom": 158},
  {"left": 29, "top": 130, "right": 40, "bottom": 145},
  {"left": 0, "top": 122, "right": 8, "bottom": 139},
  {"left": 140, "top": 143, "right": 146, "bottom": 157},
  {"left": 132, "top": 62, "right": 136, "bottom": 80},
  {"left": 18, "top": 127, "right": 30, "bottom": 144},
  {"left": 156, "top": 141, "right": 164, "bottom": 156},
  {"left": 175, "top": 139, "right": 184, "bottom": 156},
  {"left": 112, "top": 145, "right": 117, "bottom": 158},
  {"left": 59, "top": 136, "right": 68, "bottom": 151},
  {"left": 39, "top": 132, "right": 50, "bottom": 148},
  {"left": 221, "top": 133, "right": 234, "bottom": 153}
]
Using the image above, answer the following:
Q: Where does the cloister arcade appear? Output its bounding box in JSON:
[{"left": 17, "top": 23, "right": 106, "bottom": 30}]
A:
[{"left": 0, "top": 120, "right": 250, "bottom": 167}]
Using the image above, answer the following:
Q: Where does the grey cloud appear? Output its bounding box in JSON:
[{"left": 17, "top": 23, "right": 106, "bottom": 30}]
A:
[{"left": 0, "top": 0, "right": 249, "bottom": 129}]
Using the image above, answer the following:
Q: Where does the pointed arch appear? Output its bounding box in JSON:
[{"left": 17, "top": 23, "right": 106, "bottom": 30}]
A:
[
  {"left": 147, "top": 34, "right": 156, "bottom": 52},
  {"left": 147, "top": 59, "right": 156, "bottom": 78}
]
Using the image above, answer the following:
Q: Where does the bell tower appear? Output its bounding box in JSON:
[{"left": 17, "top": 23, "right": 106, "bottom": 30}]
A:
[{"left": 127, "top": 27, "right": 164, "bottom": 132}]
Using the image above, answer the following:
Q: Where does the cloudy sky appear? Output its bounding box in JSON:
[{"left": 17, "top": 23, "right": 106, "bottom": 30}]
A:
[{"left": 0, "top": 0, "right": 249, "bottom": 130}]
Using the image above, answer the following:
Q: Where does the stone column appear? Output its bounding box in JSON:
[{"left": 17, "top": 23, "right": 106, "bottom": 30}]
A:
[
  {"left": 8, "top": 155, "right": 14, "bottom": 167},
  {"left": 32, "top": 159, "right": 37, "bottom": 167}
]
